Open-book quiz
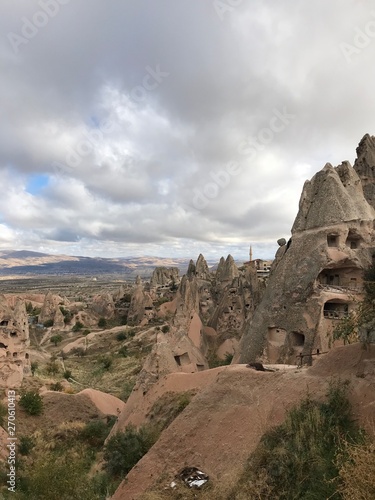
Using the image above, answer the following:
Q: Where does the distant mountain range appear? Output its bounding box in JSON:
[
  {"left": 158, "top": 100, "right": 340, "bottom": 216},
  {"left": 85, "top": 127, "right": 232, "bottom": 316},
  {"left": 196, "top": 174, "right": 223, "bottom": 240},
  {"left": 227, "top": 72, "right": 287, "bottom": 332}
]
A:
[{"left": 0, "top": 250, "right": 218, "bottom": 279}]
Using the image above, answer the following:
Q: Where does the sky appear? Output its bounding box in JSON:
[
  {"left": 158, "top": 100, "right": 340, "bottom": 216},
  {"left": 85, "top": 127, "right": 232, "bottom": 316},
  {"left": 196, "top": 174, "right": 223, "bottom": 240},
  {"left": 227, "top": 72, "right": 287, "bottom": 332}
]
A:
[{"left": 1, "top": 0, "right": 375, "bottom": 261}]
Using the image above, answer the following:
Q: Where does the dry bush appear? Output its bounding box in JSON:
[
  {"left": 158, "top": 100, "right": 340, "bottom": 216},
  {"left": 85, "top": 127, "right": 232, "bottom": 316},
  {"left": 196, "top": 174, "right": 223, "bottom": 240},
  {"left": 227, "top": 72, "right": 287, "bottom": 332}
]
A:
[{"left": 337, "top": 440, "right": 375, "bottom": 499}]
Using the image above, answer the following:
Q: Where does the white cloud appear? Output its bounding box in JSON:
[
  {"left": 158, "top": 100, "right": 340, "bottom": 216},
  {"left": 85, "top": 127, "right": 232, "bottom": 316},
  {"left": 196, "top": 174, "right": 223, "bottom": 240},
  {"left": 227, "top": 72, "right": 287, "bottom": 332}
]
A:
[{"left": 0, "top": 0, "right": 374, "bottom": 260}]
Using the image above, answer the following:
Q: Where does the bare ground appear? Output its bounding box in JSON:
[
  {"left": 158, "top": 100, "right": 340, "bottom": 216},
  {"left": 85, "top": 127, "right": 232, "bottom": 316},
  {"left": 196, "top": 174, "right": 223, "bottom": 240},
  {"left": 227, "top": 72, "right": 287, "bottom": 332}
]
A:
[{"left": 111, "top": 343, "right": 375, "bottom": 499}]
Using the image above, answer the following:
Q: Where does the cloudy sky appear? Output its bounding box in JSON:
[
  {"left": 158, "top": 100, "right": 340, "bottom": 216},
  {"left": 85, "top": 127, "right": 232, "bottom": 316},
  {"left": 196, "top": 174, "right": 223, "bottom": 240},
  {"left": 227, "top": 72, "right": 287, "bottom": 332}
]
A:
[{"left": 0, "top": 0, "right": 374, "bottom": 260}]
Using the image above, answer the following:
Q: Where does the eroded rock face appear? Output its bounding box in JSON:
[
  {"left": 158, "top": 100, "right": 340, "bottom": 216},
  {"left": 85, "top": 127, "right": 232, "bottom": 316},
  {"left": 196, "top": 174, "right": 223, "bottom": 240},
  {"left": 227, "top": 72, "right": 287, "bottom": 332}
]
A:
[
  {"left": 150, "top": 267, "right": 179, "bottom": 288},
  {"left": 135, "top": 331, "right": 208, "bottom": 393},
  {"left": 238, "top": 136, "right": 375, "bottom": 365},
  {"left": 127, "top": 282, "right": 154, "bottom": 326},
  {"left": 354, "top": 133, "right": 375, "bottom": 209},
  {"left": 39, "top": 292, "right": 66, "bottom": 324},
  {"left": 195, "top": 254, "right": 211, "bottom": 280},
  {"left": 0, "top": 297, "right": 30, "bottom": 387},
  {"left": 91, "top": 292, "right": 115, "bottom": 319},
  {"left": 209, "top": 263, "right": 260, "bottom": 346},
  {"left": 173, "top": 254, "right": 261, "bottom": 361}
]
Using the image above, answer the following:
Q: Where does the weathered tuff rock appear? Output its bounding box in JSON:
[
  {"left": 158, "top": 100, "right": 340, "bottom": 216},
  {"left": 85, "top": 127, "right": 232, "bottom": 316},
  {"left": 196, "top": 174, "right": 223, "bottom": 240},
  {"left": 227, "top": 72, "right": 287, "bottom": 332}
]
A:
[
  {"left": 173, "top": 254, "right": 261, "bottom": 360},
  {"left": 127, "top": 281, "right": 154, "bottom": 326},
  {"left": 135, "top": 331, "right": 208, "bottom": 393},
  {"left": 0, "top": 297, "right": 30, "bottom": 387},
  {"left": 134, "top": 252, "right": 261, "bottom": 388},
  {"left": 238, "top": 137, "right": 375, "bottom": 365},
  {"left": 39, "top": 292, "right": 65, "bottom": 324},
  {"left": 195, "top": 253, "right": 211, "bottom": 280},
  {"left": 150, "top": 266, "right": 179, "bottom": 288},
  {"left": 354, "top": 133, "right": 375, "bottom": 209},
  {"left": 209, "top": 263, "right": 260, "bottom": 344},
  {"left": 215, "top": 254, "right": 239, "bottom": 287},
  {"left": 52, "top": 306, "right": 65, "bottom": 330},
  {"left": 90, "top": 292, "right": 115, "bottom": 319}
]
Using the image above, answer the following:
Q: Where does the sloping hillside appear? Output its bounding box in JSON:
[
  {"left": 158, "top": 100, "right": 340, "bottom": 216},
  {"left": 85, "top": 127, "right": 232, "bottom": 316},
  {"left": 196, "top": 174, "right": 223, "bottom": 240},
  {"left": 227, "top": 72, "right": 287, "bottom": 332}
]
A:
[{"left": 111, "top": 344, "right": 375, "bottom": 499}]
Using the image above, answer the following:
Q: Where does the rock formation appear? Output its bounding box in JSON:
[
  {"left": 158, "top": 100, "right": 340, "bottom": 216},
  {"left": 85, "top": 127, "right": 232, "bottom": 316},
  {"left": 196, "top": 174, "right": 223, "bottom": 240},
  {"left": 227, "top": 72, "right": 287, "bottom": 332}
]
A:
[
  {"left": 90, "top": 292, "right": 115, "bottom": 319},
  {"left": 209, "top": 263, "right": 260, "bottom": 344},
  {"left": 194, "top": 253, "right": 211, "bottom": 280},
  {"left": 39, "top": 291, "right": 65, "bottom": 324},
  {"left": 127, "top": 280, "right": 154, "bottom": 326},
  {"left": 130, "top": 252, "right": 261, "bottom": 390},
  {"left": 150, "top": 267, "right": 179, "bottom": 288},
  {"left": 0, "top": 297, "right": 30, "bottom": 387},
  {"left": 239, "top": 136, "right": 375, "bottom": 365},
  {"left": 354, "top": 133, "right": 375, "bottom": 208}
]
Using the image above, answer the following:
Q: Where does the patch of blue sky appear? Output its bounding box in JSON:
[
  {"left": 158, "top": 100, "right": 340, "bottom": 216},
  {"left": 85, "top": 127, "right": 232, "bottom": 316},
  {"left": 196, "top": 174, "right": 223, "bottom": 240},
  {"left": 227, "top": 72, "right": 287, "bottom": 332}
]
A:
[{"left": 25, "top": 174, "right": 50, "bottom": 195}]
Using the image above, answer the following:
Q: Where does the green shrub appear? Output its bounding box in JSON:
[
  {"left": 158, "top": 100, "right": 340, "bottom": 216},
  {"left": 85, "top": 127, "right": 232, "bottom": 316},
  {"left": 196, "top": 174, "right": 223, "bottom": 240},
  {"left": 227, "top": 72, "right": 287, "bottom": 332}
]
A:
[
  {"left": 63, "top": 310, "right": 73, "bottom": 324},
  {"left": 231, "top": 380, "right": 362, "bottom": 500},
  {"left": 118, "top": 346, "right": 128, "bottom": 357},
  {"left": 72, "top": 347, "right": 86, "bottom": 357},
  {"left": 50, "top": 334, "right": 62, "bottom": 346},
  {"left": 116, "top": 331, "right": 127, "bottom": 341},
  {"left": 103, "top": 424, "right": 159, "bottom": 478},
  {"left": 147, "top": 391, "right": 193, "bottom": 430},
  {"left": 59, "top": 306, "right": 72, "bottom": 324},
  {"left": 155, "top": 297, "right": 169, "bottom": 307},
  {"left": 120, "top": 315, "right": 128, "bottom": 325},
  {"left": 161, "top": 325, "right": 170, "bottom": 333},
  {"left": 99, "top": 355, "right": 113, "bottom": 371},
  {"left": 15, "top": 452, "right": 100, "bottom": 500},
  {"left": 72, "top": 321, "right": 84, "bottom": 332},
  {"left": 122, "top": 293, "right": 132, "bottom": 303},
  {"left": 98, "top": 317, "right": 107, "bottom": 328},
  {"left": 119, "top": 380, "right": 135, "bottom": 402},
  {"left": 46, "top": 360, "right": 59, "bottom": 375},
  {"left": 30, "top": 361, "right": 38, "bottom": 376},
  {"left": 337, "top": 438, "right": 375, "bottom": 498},
  {"left": 43, "top": 319, "right": 54, "bottom": 328},
  {"left": 18, "top": 435, "right": 35, "bottom": 456},
  {"left": 19, "top": 391, "right": 43, "bottom": 416},
  {"left": 63, "top": 370, "right": 72, "bottom": 380},
  {"left": 79, "top": 419, "right": 114, "bottom": 449},
  {"left": 208, "top": 352, "right": 233, "bottom": 368}
]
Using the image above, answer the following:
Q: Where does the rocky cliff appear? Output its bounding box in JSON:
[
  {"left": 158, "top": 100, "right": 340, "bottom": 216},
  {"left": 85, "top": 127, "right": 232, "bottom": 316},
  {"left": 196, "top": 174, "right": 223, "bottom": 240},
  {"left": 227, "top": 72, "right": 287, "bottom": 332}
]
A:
[
  {"left": 239, "top": 135, "right": 375, "bottom": 365},
  {"left": 0, "top": 296, "right": 30, "bottom": 387}
]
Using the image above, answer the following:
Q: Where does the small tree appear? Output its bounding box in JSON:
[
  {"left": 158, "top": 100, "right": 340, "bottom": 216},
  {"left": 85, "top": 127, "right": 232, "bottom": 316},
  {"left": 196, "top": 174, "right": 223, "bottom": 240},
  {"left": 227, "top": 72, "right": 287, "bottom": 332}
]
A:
[
  {"left": 31, "top": 361, "right": 39, "bottom": 376},
  {"left": 103, "top": 424, "right": 158, "bottom": 478},
  {"left": 99, "top": 355, "right": 113, "bottom": 371},
  {"left": 46, "top": 360, "right": 59, "bottom": 375},
  {"left": 98, "top": 317, "right": 107, "bottom": 328},
  {"left": 19, "top": 391, "right": 43, "bottom": 416},
  {"left": 18, "top": 435, "right": 35, "bottom": 455},
  {"left": 116, "top": 331, "right": 127, "bottom": 341},
  {"left": 50, "top": 334, "right": 63, "bottom": 346},
  {"left": 72, "top": 321, "right": 84, "bottom": 332}
]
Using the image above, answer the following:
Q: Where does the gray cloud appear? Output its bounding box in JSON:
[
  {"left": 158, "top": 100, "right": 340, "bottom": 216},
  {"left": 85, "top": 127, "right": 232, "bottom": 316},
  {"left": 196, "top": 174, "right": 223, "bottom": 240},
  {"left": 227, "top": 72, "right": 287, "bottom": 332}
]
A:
[{"left": 0, "top": 0, "right": 374, "bottom": 260}]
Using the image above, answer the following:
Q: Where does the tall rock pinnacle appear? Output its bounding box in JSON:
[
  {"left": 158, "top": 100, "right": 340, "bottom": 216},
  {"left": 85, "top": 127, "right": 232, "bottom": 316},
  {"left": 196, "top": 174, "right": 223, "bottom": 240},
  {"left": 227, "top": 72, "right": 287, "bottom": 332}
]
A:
[{"left": 238, "top": 134, "right": 375, "bottom": 365}]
